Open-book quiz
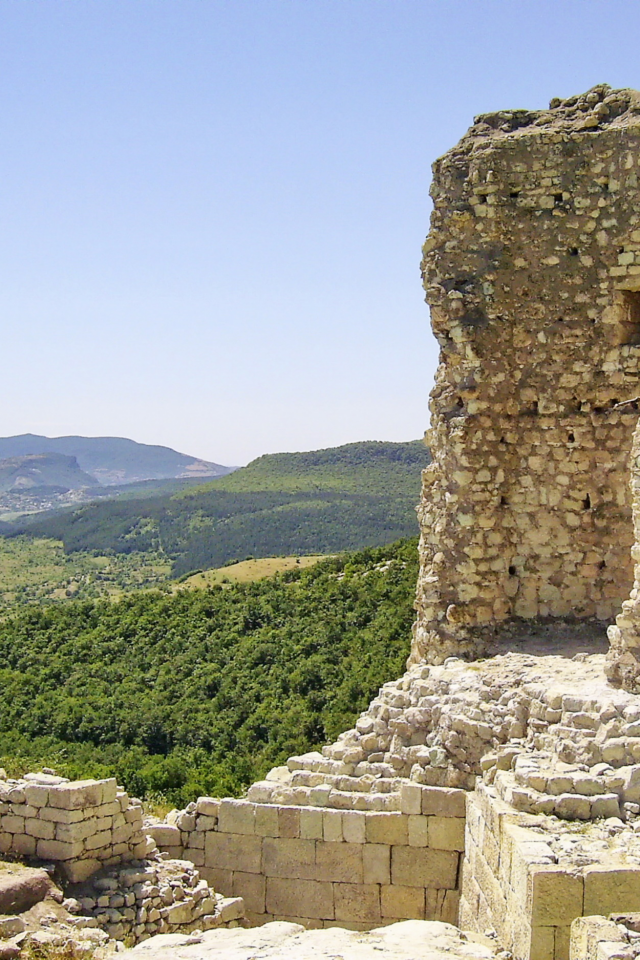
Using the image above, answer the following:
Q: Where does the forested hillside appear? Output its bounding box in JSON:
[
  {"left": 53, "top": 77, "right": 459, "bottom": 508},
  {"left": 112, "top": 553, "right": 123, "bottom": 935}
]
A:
[
  {"left": 4, "top": 441, "right": 429, "bottom": 577},
  {"left": 0, "top": 538, "right": 417, "bottom": 805}
]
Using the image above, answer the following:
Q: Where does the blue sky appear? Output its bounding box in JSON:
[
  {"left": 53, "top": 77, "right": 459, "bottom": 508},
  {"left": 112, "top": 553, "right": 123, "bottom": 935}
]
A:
[{"left": 1, "top": 0, "right": 639, "bottom": 465}]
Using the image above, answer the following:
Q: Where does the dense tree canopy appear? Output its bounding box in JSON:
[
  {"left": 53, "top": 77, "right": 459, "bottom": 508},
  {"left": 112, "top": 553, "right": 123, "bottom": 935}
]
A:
[{"left": 0, "top": 538, "right": 418, "bottom": 805}]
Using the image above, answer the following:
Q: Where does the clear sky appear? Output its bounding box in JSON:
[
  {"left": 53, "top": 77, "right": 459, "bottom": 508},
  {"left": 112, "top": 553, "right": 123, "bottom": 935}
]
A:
[{"left": 1, "top": 0, "right": 639, "bottom": 466}]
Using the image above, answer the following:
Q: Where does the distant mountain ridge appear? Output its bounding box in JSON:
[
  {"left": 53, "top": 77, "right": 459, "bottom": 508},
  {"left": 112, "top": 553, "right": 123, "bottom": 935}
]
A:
[
  {"left": 0, "top": 434, "right": 232, "bottom": 485},
  {"left": 0, "top": 453, "right": 97, "bottom": 494},
  {"left": 5, "top": 439, "right": 431, "bottom": 576}
]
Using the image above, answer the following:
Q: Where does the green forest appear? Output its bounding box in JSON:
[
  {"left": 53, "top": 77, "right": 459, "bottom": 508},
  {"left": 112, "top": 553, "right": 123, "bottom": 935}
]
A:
[
  {"left": 0, "top": 537, "right": 418, "bottom": 806},
  {"left": 3, "top": 441, "right": 429, "bottom": 577}
]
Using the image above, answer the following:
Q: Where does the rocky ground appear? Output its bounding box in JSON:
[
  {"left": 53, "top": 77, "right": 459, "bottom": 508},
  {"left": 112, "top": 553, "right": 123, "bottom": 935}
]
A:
[{"left": 125, "top": 919, "right": 501, "bottom": 960}]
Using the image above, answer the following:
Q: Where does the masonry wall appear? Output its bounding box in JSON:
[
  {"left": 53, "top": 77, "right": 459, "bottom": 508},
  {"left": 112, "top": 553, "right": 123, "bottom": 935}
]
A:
[
  {"left": 148, "top": 787, "right": 466, "bottom": 930},
  {"left": 607, "top": 418, "right": 640, "bottom": 691},
  {"left": 0, "top": 775, "right": 151, "bottom": 882},
  {"left": 462, "top": 781, "right": 640, "bottom": 960},
  {"left": 414, "top": 85, "right": 640, "bottom": 664}
]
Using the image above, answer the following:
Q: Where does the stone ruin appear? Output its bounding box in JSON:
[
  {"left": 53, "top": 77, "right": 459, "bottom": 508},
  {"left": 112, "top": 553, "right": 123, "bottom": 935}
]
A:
[
  {"left": 414, "top": 82, "right": 640, "bottom": 671},
  {"left": 9, "top": 85, "right": 640, "bottom": 960}
]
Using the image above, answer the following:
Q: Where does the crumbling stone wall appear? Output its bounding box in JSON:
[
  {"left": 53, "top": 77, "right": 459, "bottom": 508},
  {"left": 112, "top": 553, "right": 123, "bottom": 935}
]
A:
[
  {"left": 607, "top": 418, "right": 640, "bottom": 690},
  {"left": 0, "top": 773, "right": 151, "bottom": 882},
  {"left": 414, "top": 84, "right": 640, "bottom": 664}
]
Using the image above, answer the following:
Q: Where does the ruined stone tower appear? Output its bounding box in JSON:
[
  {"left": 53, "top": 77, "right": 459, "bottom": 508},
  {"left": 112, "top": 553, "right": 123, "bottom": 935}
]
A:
[{"left": 413, "top": 84, "right": 640, "bottom": 664}]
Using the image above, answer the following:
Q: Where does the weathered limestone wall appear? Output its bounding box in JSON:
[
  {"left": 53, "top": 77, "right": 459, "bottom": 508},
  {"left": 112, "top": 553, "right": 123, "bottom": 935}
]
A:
[
  {"left": 462, "top": 781, "right": 640, "bottom": 960},
  {"left": 415, "top": 84, "right": 640, "bottom": 664},
  {"left": 0, "top": 773, "right": 151, "bottom": 882},
  {"left": 461, "top": 783, "right": 578, "bottom": 960},
  {"left": 148, "top": 789, "right": 466, "bottom": 929},
  {"left": 607, "top": 419, "right": 640, "bottom": 690}
]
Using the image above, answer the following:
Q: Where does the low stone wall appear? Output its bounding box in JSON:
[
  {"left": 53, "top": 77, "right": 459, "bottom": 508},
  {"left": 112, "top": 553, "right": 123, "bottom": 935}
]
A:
[
  {"left": 148, "top": 785, "right": 466, "bottom": 929},
  {"left": 0, "top": 773, "right": 152, "bottom": 882},
  {"left": 461, "top": 780, "right": 640, "bottom": 960}
]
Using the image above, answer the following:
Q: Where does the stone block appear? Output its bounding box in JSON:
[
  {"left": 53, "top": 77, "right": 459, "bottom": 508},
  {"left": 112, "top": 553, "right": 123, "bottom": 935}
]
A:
[
  {"left": 64, "top": 859, "right": 101, "bottom": 883},
  {"left": 591, "top": 794, "right": 621, "bottom": 819},
  {"left": 363, "top": 843, "right": 390, "bottom": 885},
  {"left": 36, "top": 838, "right": 84, "bottom": 861},
  {"left": 39, "top": 807, "right": 85, "bottom": 824},
  {"left": 102, "top": 780, "right": 118, "bottom": 803},
  {"left": 554, "top": 794, "right": 591, "bottom": 820},
  {"left": 216, "top": 896, "right": 245, "bottom": 924},
  {"left": 584, "top": 866, "right": 640, "bottom": 915},
  {"left": 232, "top": 871, "right": 266, "bottom": 914},
  {"left": 315, "top": 841, "right": 363, "bottom": 883},
  {"left": 570, "top": 916, "right": 627, "bottom": 960},
  {"left": 147, "top": 824, "right": 181, "bottom": 847},
  {"left": 323, "top": 810, "right": 343, "bottom": 842},
  {"left": 391, "top": 846, "right": 459, "bottom": 889},
  {"left": 529, "top": 924, "right": 555, "bottom": 960},
  {"left": 165, "top": 901, "right": 194, "bottom": 924},
  {"left": 298, "top": 807, "right": 323, "bottom": 840},
  {"left": 365, "top": 812, "right": 408, "bottom": 845},
  {"left": 266, "top": 877, "right": 333, "bottom": 920},
  {"left": 23, "top": 784, "right": 49, "bottom": 808},
  {"left": 204, "top": 832, "right": 262, "bottom": 874},
  {"left": 425, "top": 887, "right": 453, "bottom": 922},
  {"left": 24, "top": 818, "right": 55, "bottom": 840},
  {"left": 112, "top": 824, "right": 134, "bottom": 844},
  {"left": 255, "top": 805, "right": 279, "bottom": 837},
  {"left": 278, "top": 807, "right": 300, "bottom": 839},
  {"left": 198, "top": 867, "right": 232, "bottom": 895},
  {"left": 187, "top": 848, "right": 205, "bottom": 866},
  {"left": 428, "top": 816, "right": 465, "bottom": 851},
  {"left": 1, "top": 816, "right": 24, "bottom": 834},
  {"left": 528, "top": 865, "right": 583, "bottom": 927},
  {"left": 48, "top": 780, "right": 105, "bottom": 810},
  {"left": 440, "top": 889, "right": 460, "bottom": 926},
  {"left": 85, "top": 829, "right": 113, "bottom": 851},
  {"left": 217, "top": 799, "right": 255, "bottom": 835},
  {"left": 334, "top": 883, "right": 381, "bottom": 922},
  {"left": 11, "top": 834, "right": 36, "bottom": 856},
  {"left": 196, "top": 797, "right": 220, "bottom": 818},
  {"left": 163, "top": 845, "right": 183, "bottom": 860},
  {"left": 342, "top": 811, "right": 366, "bottom": 844},
  {"left": 0, "top": 917, "right": 26, "bottom": 938},
  {"left": 9, "top": 804, "right": 37, "bottom": 819},
  {"left": 95, "top": 816, "right": 114, "bottom": 833},
  {"left": 481, "top": 821, "right": 500, "bottom": 874},
  {"left": 381, "top": 884, "right": 425, "bottom": 919},
  {"left": 421, "top": 787, "right": 467, "bottom": 818},
  {"left": 554, "top": 924, "right": 571, "bottom": 960},
  {"left": 195, "top": 814, "right": 218, "bottom": 832},
  {"left": 55, "top": 819, "right": 98, "bottom": 843},
  {"left": 262, "top": 837, "right": 316, "bottom": 880},
  {"left": 400, "top": 783, "right": 423, "bottom": 815},
  {"left": 408, "top": 816, "right": 429, "bottom": 847}
]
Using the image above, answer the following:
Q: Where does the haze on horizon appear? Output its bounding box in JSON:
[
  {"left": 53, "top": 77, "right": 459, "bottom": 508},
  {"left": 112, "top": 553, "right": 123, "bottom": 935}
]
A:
[{"left": 0, "top": 0, "right": 637, "bottom": 466}]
